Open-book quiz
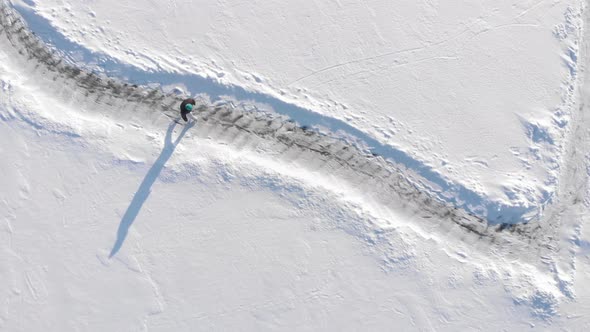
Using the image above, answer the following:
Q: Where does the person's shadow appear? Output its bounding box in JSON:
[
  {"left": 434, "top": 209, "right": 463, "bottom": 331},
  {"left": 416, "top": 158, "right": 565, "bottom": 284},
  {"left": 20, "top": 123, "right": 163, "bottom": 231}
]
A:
[{"left": 109, "top": 120, "right": 194, "bottom": 258}]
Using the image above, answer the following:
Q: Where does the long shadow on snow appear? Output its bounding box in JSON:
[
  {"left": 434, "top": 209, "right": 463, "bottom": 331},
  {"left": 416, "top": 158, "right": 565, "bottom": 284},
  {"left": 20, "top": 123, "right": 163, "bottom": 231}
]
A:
[
  {"left": 13, "top": 4, "right": 532, "bottom": 224},
  {"left": 109, "top": 120, "right": 194, "bottom": 258}
]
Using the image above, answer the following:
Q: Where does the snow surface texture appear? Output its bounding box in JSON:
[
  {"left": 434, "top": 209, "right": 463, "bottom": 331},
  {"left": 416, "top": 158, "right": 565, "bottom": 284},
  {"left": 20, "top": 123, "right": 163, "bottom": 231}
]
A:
[
  {"left": 1, "top": 0, "right": 590, "bottom": 330},
  {"left": 23, "top": 0, "right": 586, "bottom": 223}
]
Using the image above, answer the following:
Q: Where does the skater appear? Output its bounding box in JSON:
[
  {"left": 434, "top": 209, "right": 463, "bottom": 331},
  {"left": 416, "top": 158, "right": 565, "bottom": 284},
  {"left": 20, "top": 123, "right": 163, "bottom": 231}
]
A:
[{"left": 180, "top": 98, "right": 197, "bottom": 122}]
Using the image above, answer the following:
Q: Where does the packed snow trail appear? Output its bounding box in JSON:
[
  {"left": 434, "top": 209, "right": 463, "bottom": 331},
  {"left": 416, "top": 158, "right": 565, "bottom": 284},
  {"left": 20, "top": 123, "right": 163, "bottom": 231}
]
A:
[
  {"left": 0, "top": 0, "right": 559, "bottom": 252},
  {"left": 9, "top": 1, "right": 551, "bottom": 224}
]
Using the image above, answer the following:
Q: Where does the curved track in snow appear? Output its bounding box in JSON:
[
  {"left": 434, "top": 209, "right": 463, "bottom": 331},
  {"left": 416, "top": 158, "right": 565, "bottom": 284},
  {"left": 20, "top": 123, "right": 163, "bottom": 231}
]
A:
[
  {"left": 9, "top": 2, "right": 547, "bottom": 225},
  {"left": 0, "top": 1, "right": 555, "bottom": 247}
]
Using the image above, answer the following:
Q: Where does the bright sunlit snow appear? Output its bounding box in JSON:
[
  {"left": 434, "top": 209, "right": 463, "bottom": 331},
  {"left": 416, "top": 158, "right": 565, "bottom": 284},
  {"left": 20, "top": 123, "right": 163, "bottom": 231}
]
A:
[
  {"left": 1, "top": 0, "right": 590, "bottom": 330},
  {"left": 28, "top": 0, "right": 585, "bottom": 221}
]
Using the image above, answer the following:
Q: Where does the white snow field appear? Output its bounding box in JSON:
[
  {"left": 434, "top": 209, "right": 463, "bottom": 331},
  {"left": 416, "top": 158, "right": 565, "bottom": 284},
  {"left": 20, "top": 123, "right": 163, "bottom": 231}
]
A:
[
  {"left": 26, "top": 0, "right": 586, "bottom": 222},
  {"left": 1, "top": 0, "right": 590, "bottom": 331}
]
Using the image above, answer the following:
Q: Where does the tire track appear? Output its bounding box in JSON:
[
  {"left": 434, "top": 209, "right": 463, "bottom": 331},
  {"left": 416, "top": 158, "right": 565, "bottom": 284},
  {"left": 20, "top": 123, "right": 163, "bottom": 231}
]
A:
[{"left": 0, "top": 2, "right": 551, "bottom": 249}]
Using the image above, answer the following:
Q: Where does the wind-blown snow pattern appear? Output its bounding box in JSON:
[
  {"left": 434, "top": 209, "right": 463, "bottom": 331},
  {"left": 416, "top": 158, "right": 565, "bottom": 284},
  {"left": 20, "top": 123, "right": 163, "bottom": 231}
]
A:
[{"left": 2, "top": 0, "right": 590, "bottom": 330}]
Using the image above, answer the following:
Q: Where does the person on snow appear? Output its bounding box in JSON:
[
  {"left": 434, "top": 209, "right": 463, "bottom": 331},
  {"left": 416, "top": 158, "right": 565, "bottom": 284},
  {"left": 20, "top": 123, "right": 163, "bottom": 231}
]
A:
[{"left": 180, "top": 98, "right": 198, "bottom": 122}]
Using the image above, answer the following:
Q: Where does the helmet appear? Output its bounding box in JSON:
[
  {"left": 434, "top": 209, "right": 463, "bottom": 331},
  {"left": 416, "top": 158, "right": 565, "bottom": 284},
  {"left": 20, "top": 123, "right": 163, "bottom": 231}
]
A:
[{"left": 185, "top": 103, "right": 194, "bottom": 111}]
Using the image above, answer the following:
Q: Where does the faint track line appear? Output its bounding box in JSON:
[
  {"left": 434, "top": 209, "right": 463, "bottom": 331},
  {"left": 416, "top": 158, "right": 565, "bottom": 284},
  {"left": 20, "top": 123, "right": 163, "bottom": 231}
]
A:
[
  {"left": 287, "top": 20, "right": 480, "bottom": 86},
  {"left": 515, "top": 0, "right": 546, "bottom": 20}
]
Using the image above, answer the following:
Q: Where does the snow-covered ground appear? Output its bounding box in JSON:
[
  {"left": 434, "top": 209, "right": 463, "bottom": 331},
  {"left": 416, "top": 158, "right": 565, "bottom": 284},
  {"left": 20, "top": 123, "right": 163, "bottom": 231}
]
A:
[
  {"left": 23, "top": 0, "right": 586, "bottom": 222},
  {"left": 2, "top": 0, "right": 590, "bottom": 330}
]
